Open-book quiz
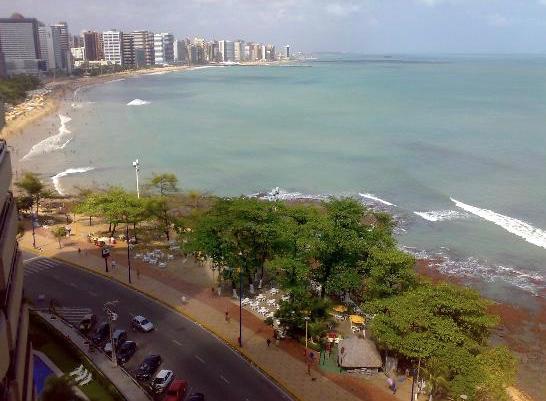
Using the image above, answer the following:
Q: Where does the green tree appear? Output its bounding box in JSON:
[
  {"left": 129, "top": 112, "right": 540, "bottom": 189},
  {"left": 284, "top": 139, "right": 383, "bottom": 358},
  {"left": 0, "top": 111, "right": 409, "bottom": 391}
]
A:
[
  {"left": 365, "top": 282, "right": 504, "bottom": 399},
  {"left": 15, "top": 195, "right": 34, "bottom": 215},
  {"left": 51, "top": 226, "right": 67, "bottom": 248},
  {"left": 148, "top": 173, "right": 179, "bottom": 196},
  {"left": 0, "top": 74, "right": 41, "bottom": 104},
  {"left": 16, "top": 172, "right": 45, "bottom": 217},
  {"left": 422, "top": 358, "right": 450, "bottom": 401},
  {"left": 301, "top": 198, "right": 392, "bottom": 298},
  {"left": 40, "top": 375, "right": 85, "bottom": 401},
  {"left": 364, "top": 247, "right": 417, "bottom": 299}
]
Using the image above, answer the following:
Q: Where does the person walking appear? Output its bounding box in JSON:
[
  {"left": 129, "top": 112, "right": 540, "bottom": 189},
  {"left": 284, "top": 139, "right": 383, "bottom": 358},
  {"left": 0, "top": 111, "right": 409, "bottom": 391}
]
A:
[
  {"left": 266, "top": 338, "right": 271, "bottom": 347},
  {"left": 136, "top": 268, "right": 140, "bottom": 279},
  {"left": 225, "top": 310, "right": 230, "bottom": 322}
]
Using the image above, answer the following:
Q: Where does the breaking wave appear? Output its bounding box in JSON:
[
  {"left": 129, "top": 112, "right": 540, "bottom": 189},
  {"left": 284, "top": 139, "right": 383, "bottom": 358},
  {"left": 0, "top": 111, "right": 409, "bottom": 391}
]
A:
[
  {"left": 414, "top": 210, "right": 470, "bottom": 222},
  {"left": 359, "top": 192, "right": 396, "bottom": 206},
  {"left": 51, "top": 167, "right": 95, "bottom": 195},
  {"left": 251, "top": 187, "right": 330, "bottom": 202},
  {"left": 451, "top": 198, "right": 546, "bottom": 250},
  {"left": 404, "top": 246, "right": 546, "bottom": 297},
  {"left": 20, "top": 114, "right": 73, "bottom": 160},
  {"left": 127, "top": 99, "right": 150, "bottom": 106}
]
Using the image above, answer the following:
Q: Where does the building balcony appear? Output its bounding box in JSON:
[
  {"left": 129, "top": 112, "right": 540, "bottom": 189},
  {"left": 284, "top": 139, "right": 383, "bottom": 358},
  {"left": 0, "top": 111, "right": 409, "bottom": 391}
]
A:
[
  {"left": 14, "top": 305, "right": 29, "bottom": 401},
  {"left": 0, "top": 146, "right": 11, "bottom": 207},
  {"left": 0, "top": 196, "right": 17, "bottom": 292},
  {"left": 4, "top": 250, "right": 22, "bottom": 345},
  {"left": 0, "top": 311, "right": 10, "bottom": 379}
]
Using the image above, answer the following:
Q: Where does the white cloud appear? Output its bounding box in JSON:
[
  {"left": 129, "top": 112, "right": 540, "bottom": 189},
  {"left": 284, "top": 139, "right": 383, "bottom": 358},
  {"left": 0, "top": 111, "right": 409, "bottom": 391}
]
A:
[
  {"left": 486, "top": 13, "right": 511, "bottom": 27},
  {"left": 325, "top": 2, "right": 361, "bottom": 17}
]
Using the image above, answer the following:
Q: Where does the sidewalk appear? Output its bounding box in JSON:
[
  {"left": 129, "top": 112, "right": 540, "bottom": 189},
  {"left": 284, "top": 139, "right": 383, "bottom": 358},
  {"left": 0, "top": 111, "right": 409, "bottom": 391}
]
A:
[
  {"left": 21, "top": 227, "right": 408, "bottom": 401},
  {"left": 36, "top": 311, "right": 151, "bottom": 401}
]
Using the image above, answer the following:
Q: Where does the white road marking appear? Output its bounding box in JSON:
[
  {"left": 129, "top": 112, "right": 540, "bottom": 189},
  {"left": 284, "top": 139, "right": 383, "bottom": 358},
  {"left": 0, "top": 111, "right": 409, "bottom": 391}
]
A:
[
  {"left": 194, "top": 355, "right": 205, "bottom": 364},
  {"left": 69, "top": 282, "right": 78, "bottom": 287},
  {"left": 172, "top": 339, "right": 183, "bottom": 346},
  {"left": 220, "top": 375, "right": 230, "bottom": 384},
  {"left": 24, "top": 256, "right": 43, "bottom": 263},
  {"left": 88, "top": 291, "right": 99, "bottom": 297}
]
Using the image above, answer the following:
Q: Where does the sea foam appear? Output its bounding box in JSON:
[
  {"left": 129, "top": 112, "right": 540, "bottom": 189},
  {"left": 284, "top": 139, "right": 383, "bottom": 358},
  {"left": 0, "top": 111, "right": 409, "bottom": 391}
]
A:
[
  {"left": 451, "top": 198, "right": 546, "bottom": 250},
  {"left": 127, "top": 99, "right": 150, "bottom": 106},
  {"left": 51, "top": 167, "right": 95, "bottom": 195},
  {"left": 359, "top": 193, "right": 396, "bottom": 206},
  {"left": 21, "top": 114, "right": 73, "bottom": 161},
  {"left": 414, "top": 210, "right": 470, "bottom": 222}
]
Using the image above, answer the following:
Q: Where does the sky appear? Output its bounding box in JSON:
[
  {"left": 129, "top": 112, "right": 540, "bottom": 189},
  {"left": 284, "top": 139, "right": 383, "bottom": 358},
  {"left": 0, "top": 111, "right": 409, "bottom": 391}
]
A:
[{"left": 2, "top": 0, "right": 546, "bottom": 54}]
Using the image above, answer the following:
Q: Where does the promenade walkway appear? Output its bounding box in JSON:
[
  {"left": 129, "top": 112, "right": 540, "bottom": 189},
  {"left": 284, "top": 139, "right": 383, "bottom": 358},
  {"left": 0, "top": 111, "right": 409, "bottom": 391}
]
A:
[{"left": 21, "top": 226, "right": 410, "bottom": 401}]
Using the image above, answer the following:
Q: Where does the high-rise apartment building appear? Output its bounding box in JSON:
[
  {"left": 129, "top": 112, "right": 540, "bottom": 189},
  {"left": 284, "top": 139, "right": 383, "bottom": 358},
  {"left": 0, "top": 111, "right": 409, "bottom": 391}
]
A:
[
  {"left": 0, "top": 49, "right": 6, "bottom": 78},
  {"left": 121, "top": 33, "right": 134, "bottom": 67},
  {"left": 234, "top": 40, "right": 245, "bottom": 62},
  {"left": 82, "top": 31, "right": 102, "bottom": 61},
  {"left": 132, "top": 30, "right": 154, "bottom": 66},
  {"left": 153, "top": 33, "right": 174, "bottom": 65},
  {"left": 218, "top": 40, "right": 235, "bottom": 62},
  {"left": 38, "top": 26, "right": 62, "bottom": 72},
  {"left": 0, "top": 15, "right": 42, "bottom": 76},
  {"left": 285, "top": 45, "right": 290, "bottom": 59},
  {"left": 102, "top": 30, "right": 123, "bottom": 65},
  {"left": 173, "top": 39, "right": 188, "bottom": 64},
  {"left": 0, "top": 104, "right": 35, "bottom": 401},
  {"left": 52, "top": 22, "right": 71, "bottom": 72}
]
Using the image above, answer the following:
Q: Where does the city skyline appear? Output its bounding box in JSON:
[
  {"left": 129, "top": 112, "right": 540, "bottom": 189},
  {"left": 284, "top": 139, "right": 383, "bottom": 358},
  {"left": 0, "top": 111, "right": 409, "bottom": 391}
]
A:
[{"left": 2, "top": 0, "right": 546, "bottom": 54}]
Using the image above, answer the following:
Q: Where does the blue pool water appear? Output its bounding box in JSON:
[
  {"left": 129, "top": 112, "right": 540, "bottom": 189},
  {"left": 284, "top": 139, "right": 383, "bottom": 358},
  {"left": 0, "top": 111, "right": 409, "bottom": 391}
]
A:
[{"left": 33, "top": 354, "right": 55, "bottom": 395}]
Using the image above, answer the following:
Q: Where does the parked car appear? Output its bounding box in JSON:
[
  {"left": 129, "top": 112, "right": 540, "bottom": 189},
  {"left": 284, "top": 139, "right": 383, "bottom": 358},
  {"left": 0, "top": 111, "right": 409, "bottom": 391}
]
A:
[
  {"left": 164, "top": 379, "right": 188, "bottom": 401},
  {"left": 131, "top": 315, "right": 154, "bottom": 332},
  {"left": 136, "top": 354, "right": 162, "bottom": 381},
  {"left": 187, "top": 393, "right": 205, "bottom": 401},
  {"left": 151, "top": 369, "right": 174, "bottom": 394},
  {"left": 104, "top": 329, "right": 127, "bottom": 355},
  {"left": 117, "top": 341, "right": 137, "bottom": 364},
  {"left": 92, "top": 322, "right": 110, "bottom": 345},
  {"left": 79, "top": 313, "right": 97, "bottom": 333}
]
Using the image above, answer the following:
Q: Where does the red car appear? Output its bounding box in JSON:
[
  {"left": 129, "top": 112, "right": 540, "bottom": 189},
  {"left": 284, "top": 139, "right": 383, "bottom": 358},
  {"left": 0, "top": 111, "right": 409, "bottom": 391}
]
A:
[{"left": 163, "top": 379, "right": 188, "bottom": 401}]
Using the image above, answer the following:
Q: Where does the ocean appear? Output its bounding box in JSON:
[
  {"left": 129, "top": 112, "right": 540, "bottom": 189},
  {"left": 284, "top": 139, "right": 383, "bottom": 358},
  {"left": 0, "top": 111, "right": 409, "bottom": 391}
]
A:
[{"left": 12, "top": 55, "right": 546, "bottom": 309}]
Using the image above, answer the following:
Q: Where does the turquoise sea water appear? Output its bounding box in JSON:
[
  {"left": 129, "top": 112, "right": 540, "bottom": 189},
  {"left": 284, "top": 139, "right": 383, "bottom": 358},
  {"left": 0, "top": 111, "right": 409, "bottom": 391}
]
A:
[{"left": 14, "top": 55, "right": 546, "bottom": 307}]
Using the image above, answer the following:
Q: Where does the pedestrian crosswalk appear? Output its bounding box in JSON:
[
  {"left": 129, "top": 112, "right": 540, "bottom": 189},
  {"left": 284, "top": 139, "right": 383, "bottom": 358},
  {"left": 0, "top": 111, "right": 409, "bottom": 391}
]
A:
[
  {"left": 34, "top": 306, "right": 94, "bottom": 327},
  {"left": 24, "top": 257, "right": 57, "bottom": 277}
]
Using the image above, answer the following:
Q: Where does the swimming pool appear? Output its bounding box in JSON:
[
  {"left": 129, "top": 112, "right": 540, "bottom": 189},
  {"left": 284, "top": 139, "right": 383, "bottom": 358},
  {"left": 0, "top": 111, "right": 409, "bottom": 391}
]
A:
[{"left": 33, "top": 354, "right": 55, "bottom": 395}]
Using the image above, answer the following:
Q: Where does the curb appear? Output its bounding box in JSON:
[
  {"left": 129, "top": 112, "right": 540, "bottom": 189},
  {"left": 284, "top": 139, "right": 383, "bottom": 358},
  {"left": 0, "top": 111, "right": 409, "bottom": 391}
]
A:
[{"left": 22, "top": 246, "right": 305, "bottom": 401}]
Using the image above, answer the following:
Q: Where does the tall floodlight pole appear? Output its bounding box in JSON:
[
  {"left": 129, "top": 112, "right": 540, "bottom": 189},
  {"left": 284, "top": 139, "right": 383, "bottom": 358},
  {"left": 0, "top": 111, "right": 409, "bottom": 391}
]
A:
[
  {"left": 104, "top": 301, "right": 119, "bottom": 368},
  {"left": 132, "top": 159, "right": 140, "bottom": 198}
]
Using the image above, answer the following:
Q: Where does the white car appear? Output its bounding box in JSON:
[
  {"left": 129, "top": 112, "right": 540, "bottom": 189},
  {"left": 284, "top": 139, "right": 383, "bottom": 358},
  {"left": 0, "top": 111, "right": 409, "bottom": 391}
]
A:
[
  {"left": 152, "top": 369, "right": 174, "bottom": 394},
  {"left": 131, "top": 315, "right": 154, "bottom": 332}
]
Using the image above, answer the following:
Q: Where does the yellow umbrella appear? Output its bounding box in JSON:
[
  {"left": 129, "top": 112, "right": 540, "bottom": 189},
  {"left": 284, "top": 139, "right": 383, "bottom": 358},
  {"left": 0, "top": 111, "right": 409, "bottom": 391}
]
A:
[
  {"left": 333, "top": 305, "right": 348, "bottom": 313},
  {"left": 349, "top": 315, "right": 365, "bottom": 325}
]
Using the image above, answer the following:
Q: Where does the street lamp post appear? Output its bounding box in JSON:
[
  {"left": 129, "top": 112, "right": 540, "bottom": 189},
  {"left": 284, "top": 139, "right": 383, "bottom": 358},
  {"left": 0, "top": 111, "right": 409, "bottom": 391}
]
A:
[
  {"left": 126, "top": 224, "right": 132, "bottom": 284},
  {"left": 104, "top": 301, "right": 119, "bottom": 368},
  {"left": 304, "top": 316, "right": 311, "bottom": 351},
  {"left": 31, "top": 213, "right": 36, "bottom": 248},
  {"left": 239, "top": 266, "right": 243, "bottom": 347},
  {"left": 132, "top": 159, "right": 140, "bottom": 198}
]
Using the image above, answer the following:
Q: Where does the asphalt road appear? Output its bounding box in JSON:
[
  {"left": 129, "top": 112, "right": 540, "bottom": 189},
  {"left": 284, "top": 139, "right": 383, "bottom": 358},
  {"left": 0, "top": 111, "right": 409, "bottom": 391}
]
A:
[{"left": 23, "top": 253, "right": 293, "bottom": 401}]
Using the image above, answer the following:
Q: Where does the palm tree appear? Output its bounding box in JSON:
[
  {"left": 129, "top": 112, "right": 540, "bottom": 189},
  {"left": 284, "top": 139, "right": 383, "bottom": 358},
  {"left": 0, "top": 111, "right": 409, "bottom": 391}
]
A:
[
  {"left": 422, "top": 358, "right": 450, "bottom": 401},
  {"left": 41, "top": 376, "right": 85, "bottom": 401}
]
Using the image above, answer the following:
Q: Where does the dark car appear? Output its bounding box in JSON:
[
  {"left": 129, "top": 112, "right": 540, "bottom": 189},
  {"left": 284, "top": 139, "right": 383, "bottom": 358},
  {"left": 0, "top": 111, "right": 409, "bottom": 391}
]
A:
[
  {"left": 135, "top": 354, "right": 162, "bottom": 381},
  {"left": 187, "top": 393, "right": 205, "bottom": 401},
  {"left": 116, "top": 341, "right": 137, "bottom": 364},
  {"left": 79, "top": 313, "right": 97, "bottom": 333},
  {"left": 104, "top": 329, "right": 128, "bottom": 355},
  {"left": 92, "top": 322, "right": 110, "bottom": 345}
]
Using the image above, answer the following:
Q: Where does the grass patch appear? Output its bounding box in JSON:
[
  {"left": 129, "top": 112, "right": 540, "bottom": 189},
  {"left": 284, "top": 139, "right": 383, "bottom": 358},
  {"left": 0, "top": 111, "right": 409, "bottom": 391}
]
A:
[{"left": 30, "top": 313, "right": 124, "bottom": 401}]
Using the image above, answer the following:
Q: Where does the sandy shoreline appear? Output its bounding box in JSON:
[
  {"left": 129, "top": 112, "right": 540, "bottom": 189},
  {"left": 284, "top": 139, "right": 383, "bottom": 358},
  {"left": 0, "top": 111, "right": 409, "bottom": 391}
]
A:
[{"left": 0, "top": 64, "right": 192, "bottom": 140}]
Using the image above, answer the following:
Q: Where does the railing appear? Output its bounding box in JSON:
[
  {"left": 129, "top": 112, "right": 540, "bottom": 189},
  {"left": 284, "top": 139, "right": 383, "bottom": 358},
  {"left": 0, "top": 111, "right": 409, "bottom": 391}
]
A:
[
  {"left": 0, "top": 192, "right": 13, "bottom": 242},
  {"left": 1, "top": 245, "right": 19, "bottom": 313},
  {"left": 0, "top": 140, "right": 6, "bottom": 166}
]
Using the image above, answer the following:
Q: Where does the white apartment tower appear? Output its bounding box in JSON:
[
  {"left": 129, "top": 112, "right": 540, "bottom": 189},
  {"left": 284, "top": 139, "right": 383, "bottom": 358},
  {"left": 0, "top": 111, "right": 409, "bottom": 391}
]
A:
[
  {"left": 153, "top": 33, "right": 174, "bottom": 64},
  {"left": 102, "top": 30, "right": 123, "bottom": 65}
]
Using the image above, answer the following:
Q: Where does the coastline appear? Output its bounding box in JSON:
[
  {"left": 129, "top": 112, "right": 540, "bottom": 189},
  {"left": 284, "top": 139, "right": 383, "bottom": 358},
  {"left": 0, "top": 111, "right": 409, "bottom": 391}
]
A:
[
  {"left": 0, "top": 64, "right": 192, "bottom": 140},
  {"left": 4, "top": 63, "right": 544, "bottom": 400}
]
